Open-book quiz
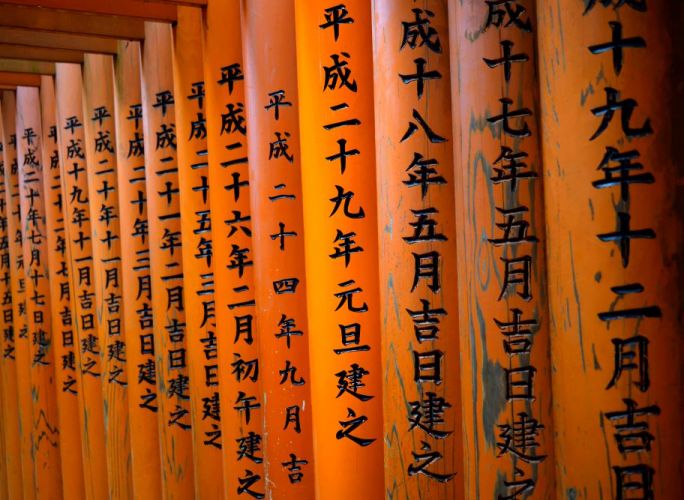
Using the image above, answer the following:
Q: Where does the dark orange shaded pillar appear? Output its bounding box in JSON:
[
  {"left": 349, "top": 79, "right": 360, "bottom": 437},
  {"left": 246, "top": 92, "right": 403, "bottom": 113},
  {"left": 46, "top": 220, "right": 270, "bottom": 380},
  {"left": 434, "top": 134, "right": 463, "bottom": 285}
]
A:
[
  {"left": 0, "top": 381, "right": 5, "bottom": 499},
  {"left": 113, "top": 40, "right": 163, "bottom": 499},
  {"left": 16, "top": 84, "right": 63, "bottom": 497},
  {"left": 447, "top": 1, "right": 556, "bottom": 497},
  {"left": 293, "top": 1, "right": 383, "bottom": 498},
  {"left": 241, "top": 0, "right": 315, "bottom": 496},
  {"left": 203, "top": 1, "right": 265, "bottom": 497},
  {"left": 39, "top": 74, "right": 86, "bottom": 500},
  {"left": 0, "top": 103, "right": 8, "bottom": 499},
  {"left": 0, "top": 97, "right": 22, "bottom": 500},
  {"left": 141, "top": 21, "right": 194, "bottom": 499},
  {"left": 172, "top": 7, "right": 222, "bottom": 497},
  {"left": 81, "top": 53, "right": 133, "bottom": 499},
  {"left": 536, "top": 1, "right": 683, "bottom": 497},
  {"left": 372, "top": 1, "right": 464, "bottom": 496},
  {"left": 1, "top": 89, "right": 35, "bottom": 500},
  {"left": 54, "top": 62, "right": 109, "bottom": 500}
]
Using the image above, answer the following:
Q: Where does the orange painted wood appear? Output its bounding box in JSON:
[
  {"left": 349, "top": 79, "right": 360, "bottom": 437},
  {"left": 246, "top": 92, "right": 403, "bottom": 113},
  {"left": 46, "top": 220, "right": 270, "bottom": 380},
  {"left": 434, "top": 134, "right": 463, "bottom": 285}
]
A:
[
  {"left": 81, "top": 53, "right": 133, "bottom": 499},
  {"left": 202, "top": 1, "right": 266, "bottom": 497},
  {"left": 0, "top": 5, "right": 146, "bottom": 41},
  {"left": 0, "top": 43, "right": 85, "bottom": 64},
  {"left": 16, "top": 84, "right": 63, "bottom": 497},
  {"left": 0, "top": 97, "right": 22, "bottom": 500},
  {"left": 140, "top": 21, "right": 194, "bottom": 499},
  {"left": 0, "top": 187, "right": 6, "bottom": 497},
  {"left": 372, "top": 1, "right": 464, "bottom": 496},
  {"left": 0, "top": 0, "right": 178, "bottom": 21},
  {"left": 171, "top": 7, "right": 223, "bottom": 497},
  {"left": 1, "top": 89, "right": 36, "bottom": 500},
  {"left": 0, "top": 374, "right": 6, "bottom": 500},
  {"left": 0, "top": 28, "right": 119, "bottom": 55},
  {"left": 39, "top": 73, "right": 86, "bottom": 500},
  {"left": 294, "top": 2, "right": 383, "bottom": 498},
  {"left": 447, "top": 1, "right": 556, "bottom": 497},
  {"left": 113, "top": 40, "right": 163, "bottom": 499},
  {"left": 0, "top": 60, "right": 56, "bottom": 76},
  {"left": 537, "top": 2, "right": 683, "bottom": 497},
  {"left": 54, "top": 62, "right": 109, "bottom": 500},
  {"left": 0, "top": 72, "right": 42, "bottom": 87},
  {"left": 241, "top": 0, "right": 315, "bottom": 496}
]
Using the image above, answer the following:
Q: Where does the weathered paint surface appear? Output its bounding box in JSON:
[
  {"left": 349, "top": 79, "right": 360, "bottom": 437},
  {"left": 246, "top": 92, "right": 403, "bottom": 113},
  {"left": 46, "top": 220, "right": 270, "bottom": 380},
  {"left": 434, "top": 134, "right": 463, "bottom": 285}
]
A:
[
  {"left": 537, "top": 1, "right": 683, "bottom": 497},
  {"left": 373, "top": 1, "right": 465, "bottom": 497},
  {"left": 448, "top": 1, "right": 556, "bottom": 497},
  {"left": 16, "top": 84, "right": 63, "bottom": 498},
  {"left": 55, "top": 62, "right": 110, "bottom": 500},
  {"left": 140, "top": 21, "right": 195, "bottom": 499},
  {"left": 40, "top": 74, "right": 86, "bottom": 500}
]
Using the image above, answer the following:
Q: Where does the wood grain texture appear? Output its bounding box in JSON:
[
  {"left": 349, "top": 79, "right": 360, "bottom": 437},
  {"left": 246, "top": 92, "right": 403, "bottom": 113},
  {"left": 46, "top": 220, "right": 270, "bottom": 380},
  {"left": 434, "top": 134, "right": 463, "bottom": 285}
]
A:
[
  {"left": 537, "top": 1, "right": 683, "bottom": 497},
  {"left": 448, "top": 1, "right": 556, "bottom": 497},
  {"left": 1, "top": 89, "right": 35, "bottom": 500},
  {"left": 113, "top": 39, "right": 163, "bottom": 500},
  {"left": 141, "top": 21, "right": 195, "bottom": 499},
  {"left": 39, "top": 73, "right": 86, "bottom": 500},
  {"left": 82, "top": 53, "right": 133, "bottom": 500},
  {"left": 16, "top": 84, "right": 63, "bottom": 498},
  {"left": 373, "top": 1, "right": 465, "bottom": 497},
  {"left": 54, "top": 62, "right": 109, "bottom": 500},
  {"left": 0, "top": 95, "right": 22, "bottom": 500}
]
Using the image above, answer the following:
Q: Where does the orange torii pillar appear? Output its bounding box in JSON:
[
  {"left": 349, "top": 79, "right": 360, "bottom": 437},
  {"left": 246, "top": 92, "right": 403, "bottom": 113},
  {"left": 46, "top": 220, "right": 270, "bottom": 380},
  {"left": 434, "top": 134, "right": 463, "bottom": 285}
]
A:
[
  {"left": 16, "top": 85, "right": 63, "bottom": 497},
  {"left": 0, "top": 412, "right": 4, "bottom": 499},
  {"left": 82, "top": 53, "right": 133, "bottom": 499},
  {"left": 372, "top": 1, "right": 464, "bottom": 495},
  {"left": 0, "top": 98, "right": 21, "bottom": 500},
  {"left": 113, "top": 40, "right": 162, "bottom": 499},
  {"left": 1, "top": 89, "right": 35, "bottom": 500},
  {"left": 537, "top": 2, "right": 683, "bottom": 497},
  {"left": 172, "top": 8, "right": 222, "bottom": 497},
  {"left": 294, "top": 1, "right": 384, "bottom": 498},
  {"left": 242, "top": 0, "right": 315, "bottom": 495},
  {"left": 0, "top": 101, "right": 8, "bottom": 497},
  {"left": 141, "top": 22, "right": 194, "bottom": 498},
  {"left": 203, "top": 1, "right": 265, "bottom": 497},
  {"left": 39, "top": 74, "right": 86, "bottom": 500},
  {"left": 54, "top": 62, "right": 109, "bottom": 500},
  {"left": 447, "top": 1, "right": 556, "bottom": 497}
]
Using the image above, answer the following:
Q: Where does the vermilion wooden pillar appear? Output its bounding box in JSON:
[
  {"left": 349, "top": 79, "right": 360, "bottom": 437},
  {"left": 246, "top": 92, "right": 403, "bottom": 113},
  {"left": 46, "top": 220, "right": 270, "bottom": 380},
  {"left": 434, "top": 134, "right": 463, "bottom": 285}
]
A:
[
  {"left": 241, "top": 0, "right": 315, "bottom": 496},
  {"left": 537, "top": 2, "right": 683, "bottom": 497},
  {"left": 294, "top": 1, "right": 384, "bottom": 498},
  {"left": 447, "top": 1, "right": 556, "bottom": 497},
  {"left": 141, "top": 21, "right": 195, "bottom": 499},
  {"left": 203, "top": 1, "right": 265, "bottom": 497},
  {"left": 172, "top": 7, "right": 222, "bottom": 497},
  {"left": 113, "top": 40, "right": 162, "bottom": 499},
  {"left": 0, "top": 99, "right": 21, "bottom": 500},
  {"left": 82, "top": 53, "right": 133, "bottom": 500},
  {"left": 0, "top": 363, "right": 5, "bottom": 498},
  {"left": 54, "top": 62, "right": 109, "bottom": 500},
  {"left": 0, "top": 102, "right": 8, "bottom": 500},
  {"left": 372, "top": 1, "right": 464, "bottom": 496},
  {"left": 1, "top": 89, "right": 35, "bottom": 500},
  {"left": 39, "top": 74, "right": 86, "bottom": 500},
  {"left": 16, "top": 85, "right": 63, "bottom": 498}
]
